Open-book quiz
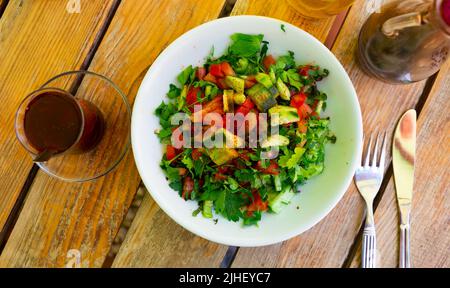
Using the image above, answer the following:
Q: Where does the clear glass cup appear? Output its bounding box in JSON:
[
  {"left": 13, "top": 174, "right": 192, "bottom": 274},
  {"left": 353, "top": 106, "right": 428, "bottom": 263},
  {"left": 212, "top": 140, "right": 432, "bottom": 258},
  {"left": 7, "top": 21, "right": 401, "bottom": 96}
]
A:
[
  {"left": 286, "top": 0, "right": 355, "bottom": 19},
  {"left": 15, "top": 71, "right": 131, "bottom": 182},
  {"left": 357, "top": 0, "right": 450, "bottom": 83}
]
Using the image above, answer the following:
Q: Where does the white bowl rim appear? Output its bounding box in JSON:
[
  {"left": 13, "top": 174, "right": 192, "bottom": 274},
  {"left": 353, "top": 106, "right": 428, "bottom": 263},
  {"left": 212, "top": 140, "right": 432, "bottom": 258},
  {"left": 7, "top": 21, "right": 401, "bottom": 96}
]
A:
[{"left": 131, "top": 15, "right": 363, "bottom": 247}]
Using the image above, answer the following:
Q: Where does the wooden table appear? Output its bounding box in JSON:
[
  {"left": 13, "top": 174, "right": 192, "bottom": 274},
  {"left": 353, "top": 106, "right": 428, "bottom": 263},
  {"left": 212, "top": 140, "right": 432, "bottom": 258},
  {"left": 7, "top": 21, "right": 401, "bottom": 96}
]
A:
[{"left": 0, "top": 0, "right": 448, "bottom": 268}]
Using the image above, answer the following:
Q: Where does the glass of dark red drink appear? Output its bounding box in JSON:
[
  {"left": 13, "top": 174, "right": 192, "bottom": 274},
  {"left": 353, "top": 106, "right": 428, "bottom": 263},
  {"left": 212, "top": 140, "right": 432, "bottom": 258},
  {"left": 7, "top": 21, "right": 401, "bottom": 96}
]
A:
[{"left": 15, "top": 71, "right": 131, "bottom": 182}]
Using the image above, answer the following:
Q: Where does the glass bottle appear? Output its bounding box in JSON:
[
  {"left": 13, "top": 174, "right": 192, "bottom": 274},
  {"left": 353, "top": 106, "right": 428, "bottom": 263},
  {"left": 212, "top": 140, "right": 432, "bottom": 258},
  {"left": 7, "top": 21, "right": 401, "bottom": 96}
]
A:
[{"left": 357, "top": 0, "right": 450, "bottom": 83}]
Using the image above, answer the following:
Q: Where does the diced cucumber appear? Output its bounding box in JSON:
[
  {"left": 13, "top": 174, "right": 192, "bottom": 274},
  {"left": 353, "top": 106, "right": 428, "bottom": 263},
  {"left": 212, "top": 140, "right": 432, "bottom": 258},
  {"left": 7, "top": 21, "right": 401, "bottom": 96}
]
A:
[
  {"left": 268, "top": 105, "right": 300, "bottom": 125},
  {"left": 261, "top": 134, "right": 290, "bottom": 148},
  {"left": 269, "top": 186, "right": 296, "bottom": 213},
  {"left": 202, "top": 200, "right": 213, "bottom": 218},
  {"left": 273, "top": 175, "right": 282, "bottom": 192},
  {"left": 225, "top": 76, "right": 245, "bottom": 94},
  {"left": 223, "top": 90, "right": 234, "bottom": 113},
  {"left": 315, "top": 100, "right": 324, "bottom": 115},
  {"left": 207, "top": 147, "right": 239, "bottom": 165},
  {"left": 255, "top": 73, "right": 273, "bottom": 89},
  {"left": 276, "top": 78, "right": 291, "bottom": 100},
  {"left": 233, "top": 93, "right": 246, "bottom": 105},
  {"left": 246, "top": 83, "right": 277, "bottom": 112}
]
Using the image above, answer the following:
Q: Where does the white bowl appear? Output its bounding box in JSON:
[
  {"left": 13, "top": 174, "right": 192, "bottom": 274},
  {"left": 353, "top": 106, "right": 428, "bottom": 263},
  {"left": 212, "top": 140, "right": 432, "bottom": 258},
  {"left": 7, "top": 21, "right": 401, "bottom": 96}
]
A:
[{"left": 132, "top": 16, "right": 363, "bottom": 247}]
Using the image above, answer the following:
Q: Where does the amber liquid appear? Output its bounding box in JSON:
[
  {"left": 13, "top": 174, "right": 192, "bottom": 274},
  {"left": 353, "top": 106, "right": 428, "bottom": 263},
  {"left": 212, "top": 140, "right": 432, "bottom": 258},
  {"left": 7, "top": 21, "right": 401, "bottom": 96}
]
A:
[
  {"left": 286, "top": 0, "right": 355, "bottom": 18},
  {"left": 23, "top": 91, "right": 105, "bottom": 155}
]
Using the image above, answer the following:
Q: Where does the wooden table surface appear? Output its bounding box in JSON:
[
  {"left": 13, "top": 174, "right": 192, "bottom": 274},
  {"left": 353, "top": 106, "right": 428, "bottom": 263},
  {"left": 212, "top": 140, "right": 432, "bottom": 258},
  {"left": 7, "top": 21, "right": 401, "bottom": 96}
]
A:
[{"left": 0, "top": 0, "right": 448, "bottom": 268}]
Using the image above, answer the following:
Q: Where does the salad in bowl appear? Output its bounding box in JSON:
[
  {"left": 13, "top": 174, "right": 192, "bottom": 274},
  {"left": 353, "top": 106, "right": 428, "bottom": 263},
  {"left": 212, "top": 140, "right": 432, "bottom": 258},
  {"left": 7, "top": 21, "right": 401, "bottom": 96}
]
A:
[
  {"left": 132, "top": 16, "right": 362, "bottom": 246},
  {"left": 155, "top": 33, "right": 336, "bottom": 226}
]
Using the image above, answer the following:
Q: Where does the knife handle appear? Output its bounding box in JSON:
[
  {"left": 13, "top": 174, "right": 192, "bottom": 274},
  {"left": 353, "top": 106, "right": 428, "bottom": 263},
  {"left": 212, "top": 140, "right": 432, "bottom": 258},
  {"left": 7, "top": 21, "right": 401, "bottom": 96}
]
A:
[{"left": 399, "top": 223, "right": 411, "bottom": 268}]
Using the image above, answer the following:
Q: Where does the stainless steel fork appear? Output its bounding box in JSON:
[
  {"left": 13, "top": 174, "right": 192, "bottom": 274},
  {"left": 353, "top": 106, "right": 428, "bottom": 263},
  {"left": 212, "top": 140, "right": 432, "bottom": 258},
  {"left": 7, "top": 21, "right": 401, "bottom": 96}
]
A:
[{"left": 354, "top": 133, "right": 387, "bottom": 268}]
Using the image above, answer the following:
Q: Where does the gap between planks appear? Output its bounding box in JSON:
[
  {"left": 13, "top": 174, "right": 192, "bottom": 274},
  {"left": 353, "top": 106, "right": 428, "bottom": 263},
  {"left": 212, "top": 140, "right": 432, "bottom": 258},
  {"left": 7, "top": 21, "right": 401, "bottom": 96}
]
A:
[
  {"left": 0, "top": 0, "right": 9, "bottom": 19},
  {"left": 0, "top": 0, "right": 122, "bottom": 257},
  {"left": 341, "top": 71, "right": 440, "bottom": 268},
  {"left": 100, "top": 0, "right": 236, "bottom": 268},
  {"left": 221, "top": 4, "right": 351, "bottom": 269}
]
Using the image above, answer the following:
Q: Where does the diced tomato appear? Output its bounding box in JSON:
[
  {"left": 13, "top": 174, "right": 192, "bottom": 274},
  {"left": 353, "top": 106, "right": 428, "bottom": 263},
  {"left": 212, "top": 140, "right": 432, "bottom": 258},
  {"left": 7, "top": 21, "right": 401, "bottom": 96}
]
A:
[
  {"left": 297, "top": 103, "right": 313, "bottom": 119},
  {"left": 191, "top": 148, "right": 203, "bottom": 160},
  {"left": 290, "top": 93, "right": 307, "bottom": 108},
  {"left": 255, "top": 160, "right": 280, "bottom": 175},
  {"left": 166, "top": 145, "right": 177, "bottom": 161},
  {"left": 221, "top": 62, "right": 235, "bottom": 76},
  {"left": 247, "top": 190, "right": 268, "bottom": 214},
  {"left": 214, "top": 173, "right": 228, "bottom": 181},
  {"left": 239, "top": 152, "right": 250, "bottom": 162},
  {"left": 203, "top": 73, "right": 217, "bottom": 84},
  {"left": 218, "top": 166, "right": 230, "bottom": 174},
  {"left": 178, "top": 168, "right": 187, "bottom": 176},
  {"left": 196, "top": 67, "right": 206, "bottom": 80},
  {"left": 241, "top": 98, "right": 255, "bottom": 110},
  {"left": 182, "top": 176, "right": 194, "bottom": 200},
  {"left": 297, "top": 119, "right": 308, "bottom": 133},
  {"left": 235, "top": 98, "right": 255, "bottom": 116},
  {"left": 209, "top": 63, "right": 224, "bottom": 77},
  {"left": 244, "top": 79, "right": 256, "bottom": 88},
  {"left": 299, "top": 65, "right": 311, "bottom": 77},
  {"left": 216, "top": 78, "right": 229, "bottom": 90},
  {"left": 263, "top": 55, "right": 276, "bottom": 71},
  {"left": 186, "top": 87, "right": 202, "bottom": 107}
]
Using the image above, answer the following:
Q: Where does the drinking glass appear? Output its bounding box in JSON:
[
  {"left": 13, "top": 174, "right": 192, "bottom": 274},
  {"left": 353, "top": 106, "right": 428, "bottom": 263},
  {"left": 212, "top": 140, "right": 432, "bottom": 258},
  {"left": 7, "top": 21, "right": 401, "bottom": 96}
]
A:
[{"left": 15, "top": 71, "right": 131, "bottom": 182}]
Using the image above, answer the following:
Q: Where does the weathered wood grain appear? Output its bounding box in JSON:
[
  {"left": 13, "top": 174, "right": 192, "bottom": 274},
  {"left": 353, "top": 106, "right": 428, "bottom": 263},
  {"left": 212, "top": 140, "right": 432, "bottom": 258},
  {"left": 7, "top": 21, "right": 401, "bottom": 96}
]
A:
[
  {"left": 0, "top": 0, "right": 227, "bottom": 268},
  {"left": 112, "top": 187, "right": 228, "bottom": 268},
  {"left": 232, "top": 0, "right": 429, "bottom": 267},
  {"left": 350, "top": 61, "right": 450, "bottom": 268},
  {"left": 231, "top": 0, "right": 336, "bottom": 43},
  {"left": 0, "top": 0, "right": 116, "bottom": 234}
]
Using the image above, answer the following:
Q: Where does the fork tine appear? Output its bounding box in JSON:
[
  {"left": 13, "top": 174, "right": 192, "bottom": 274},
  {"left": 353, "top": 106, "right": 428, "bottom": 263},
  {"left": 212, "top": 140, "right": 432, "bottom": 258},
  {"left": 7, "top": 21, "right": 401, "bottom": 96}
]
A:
[
  {"left": 379, "top": 132, "right": 387, "bottom": 173},
  {"left": 372, "top": 132, "right": 380, "bottom": 167},
  {"left": 364, "top": 133, "right": 373, "bottom": 167}
]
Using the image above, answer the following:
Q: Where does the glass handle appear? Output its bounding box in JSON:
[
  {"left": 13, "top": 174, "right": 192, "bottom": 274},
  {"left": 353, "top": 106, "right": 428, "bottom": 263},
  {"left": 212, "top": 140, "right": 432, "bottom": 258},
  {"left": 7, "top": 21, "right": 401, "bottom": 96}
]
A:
[{"left": 381, "top": 12, "right": 423, "bottom": 37}]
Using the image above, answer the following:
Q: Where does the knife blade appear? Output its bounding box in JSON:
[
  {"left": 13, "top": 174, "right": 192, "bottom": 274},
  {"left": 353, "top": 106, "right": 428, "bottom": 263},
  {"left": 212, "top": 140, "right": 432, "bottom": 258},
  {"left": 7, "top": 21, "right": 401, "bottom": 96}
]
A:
[{"left": 392, "top": 109, "right": 416, "bottom": 268}]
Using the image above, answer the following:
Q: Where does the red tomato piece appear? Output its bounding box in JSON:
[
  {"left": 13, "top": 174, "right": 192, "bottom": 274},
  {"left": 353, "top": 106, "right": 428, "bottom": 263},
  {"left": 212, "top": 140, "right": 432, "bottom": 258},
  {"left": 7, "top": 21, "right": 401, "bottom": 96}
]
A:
[
  {"left": 196, "top": 67, "right": 206, "bottom": 80},
  {"left": 299, "top": 65, "right": 311, "bottom": 76},
  {"left": 290, "top": 93, "right": 307, "bottom": 108},
  {"left": 186, "top": 87, "right": 202, "bottom": 106},
  {"left": 209, "top": 63, "right": 224, "bottom": 77},
  {"left": 216, "top": 78, "right": 229, "bottom": 90},
  {"left": 203, "top": 73, "right": 217, "bottom": 84},
  {"left": 191, "top": 148, "right": 203, "bottom": 160},
  {"left": 221, "top": 62, "right": 235, "bottom": 76},
  {"left": 182, "top": 176, "right": 194, "bottom": 200},
  {"left": 263, "top": 55, "right": 276, "bottom": 71},
  {"left": 247, "top": 190, "right": 268, "bottom": 213},
  {"left": 255, "top": 160, "right": 280, "bottom": 175},
  {"left": 166, "top": 145, "right": 177, "bottom": 161}
]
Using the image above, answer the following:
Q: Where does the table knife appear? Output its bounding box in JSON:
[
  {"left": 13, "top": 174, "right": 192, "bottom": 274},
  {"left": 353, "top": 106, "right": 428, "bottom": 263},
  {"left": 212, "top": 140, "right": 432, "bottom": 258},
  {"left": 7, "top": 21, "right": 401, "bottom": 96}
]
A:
[{"left": 392, "top": 109, "right": 416, "bottom": 268}]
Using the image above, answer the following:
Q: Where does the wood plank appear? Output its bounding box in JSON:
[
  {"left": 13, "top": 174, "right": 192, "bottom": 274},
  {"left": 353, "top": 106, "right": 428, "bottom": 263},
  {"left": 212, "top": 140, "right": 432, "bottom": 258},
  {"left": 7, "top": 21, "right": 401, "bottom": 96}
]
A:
[
  {"left": 112, "top": 187, "right": 227, "bottom": 268},
  {"left": 0, "top": 0, "right": 227, "bottom": 268},
  {"left": 232, "top": 0, "right": 429, "bottom": 267},
  {"left": 0, "top": 0, "right": 116, "bottom": 234},
  {"left": 111, "top": 0, "right": 339, "bottom": 268},
  {"left": 350, "top": 61, "right": 450, "bottom": 268},
  {"left": 230, "top": 0, "right": 336, "bottom": 43}
]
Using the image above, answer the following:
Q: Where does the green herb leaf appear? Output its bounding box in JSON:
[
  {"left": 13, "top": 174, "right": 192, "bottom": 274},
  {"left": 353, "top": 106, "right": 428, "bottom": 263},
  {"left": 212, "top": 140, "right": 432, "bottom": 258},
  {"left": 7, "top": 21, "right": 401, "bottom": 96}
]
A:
[
  {"left": 229, "top": 33, "right": 264, "bottom": 57},
  {"left": 177, "top": 65, "right": 195, "bottom": 85}
]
